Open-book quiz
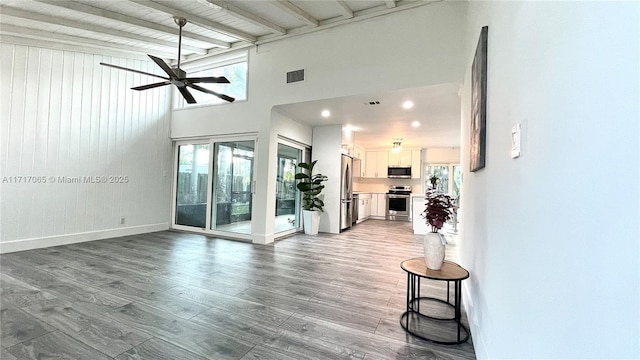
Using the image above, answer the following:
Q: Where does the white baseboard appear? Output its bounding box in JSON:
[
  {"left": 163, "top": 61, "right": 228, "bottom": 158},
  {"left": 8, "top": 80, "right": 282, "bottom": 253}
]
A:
[
  {"left": 0, "top": 223, "right": 170, "bottom": 254},
  {"left": 463, "top": 284, "right": 488, "bottom": 360},
  {"left": 252, "top": 233, "right": 275, "bottom": 245}
]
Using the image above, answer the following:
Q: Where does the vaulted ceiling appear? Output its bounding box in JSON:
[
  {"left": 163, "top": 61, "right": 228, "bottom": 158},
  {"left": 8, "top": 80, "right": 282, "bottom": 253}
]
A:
[
  {"left": 0, "top": 0, "right": 438, "bottom": 64},
  {"left": 1, "top": 0, "right": 461, "bottom": 149}
]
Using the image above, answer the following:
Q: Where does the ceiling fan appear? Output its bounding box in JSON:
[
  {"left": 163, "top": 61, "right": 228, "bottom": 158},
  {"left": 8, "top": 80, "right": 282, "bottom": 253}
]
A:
[{"left": 100, "top": 16, "right": 234, "bottom": 104}]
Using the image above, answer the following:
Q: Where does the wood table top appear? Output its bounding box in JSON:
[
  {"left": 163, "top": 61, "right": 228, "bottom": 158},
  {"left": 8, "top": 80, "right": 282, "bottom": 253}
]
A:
[{"left": 400, "top": 258, "right": 469, "bottom": 281}]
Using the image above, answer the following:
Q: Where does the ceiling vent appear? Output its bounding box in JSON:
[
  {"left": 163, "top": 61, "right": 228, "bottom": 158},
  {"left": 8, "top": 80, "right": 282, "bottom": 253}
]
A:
[
  {"left": 286, "top": 69, "right": 305, "bottom": 83},
  {"left": 364, "top": 100, "right": 381, "bottom": 105}
]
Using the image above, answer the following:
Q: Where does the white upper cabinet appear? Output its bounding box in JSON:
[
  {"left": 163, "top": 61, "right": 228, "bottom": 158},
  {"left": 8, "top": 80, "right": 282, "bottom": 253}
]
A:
[
  {"left": 389, "top": 150, "right": 412, "bottom": 166},
  {"left": 363, "top": 149, "right": 422, "bottom": 178},
  {"left": 364, "top": 151, "right": 388, "bottom": 178},
  {"left": 353, "top": 144, "right": 365, "bottom": 160}
]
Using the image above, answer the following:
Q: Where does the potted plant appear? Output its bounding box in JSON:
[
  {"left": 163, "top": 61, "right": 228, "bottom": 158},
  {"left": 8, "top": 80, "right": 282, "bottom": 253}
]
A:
[
  {"left": 295, "top": 160, "right": 328, "bottom": 235},
  {"left": 422, "top": 188, "right": 455, "bottom": 270},
  {"left": 429, "top": 174, "right": 439, "bottom": 189}
]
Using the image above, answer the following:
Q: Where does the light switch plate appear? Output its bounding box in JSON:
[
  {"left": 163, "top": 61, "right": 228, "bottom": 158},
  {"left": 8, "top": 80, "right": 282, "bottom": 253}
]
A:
[{"left": 511, "top": 123, "right": 521, "bottom": 158}]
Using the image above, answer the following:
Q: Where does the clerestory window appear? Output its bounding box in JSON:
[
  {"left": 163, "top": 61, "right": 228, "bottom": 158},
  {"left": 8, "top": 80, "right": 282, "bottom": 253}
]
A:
[{"left": 174, "top": 50, "right": 248, "bottom": 108}]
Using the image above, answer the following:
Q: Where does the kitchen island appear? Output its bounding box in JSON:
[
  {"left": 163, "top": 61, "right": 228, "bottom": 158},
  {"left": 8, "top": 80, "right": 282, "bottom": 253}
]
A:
[{"left": 411, "top": 195, "right": 429, "bottom": 234}]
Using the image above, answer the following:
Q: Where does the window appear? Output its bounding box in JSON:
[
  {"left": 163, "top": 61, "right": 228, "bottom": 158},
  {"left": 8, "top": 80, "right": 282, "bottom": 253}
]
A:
[
  {"left": 175, "top": 51, "right": 248, "bottom": 108},
  {"left": 425, "top": 164, "right": 461, "bottom": 199},
  {"left": 425, "top": 165, "right": 449, "bottom": 194}
]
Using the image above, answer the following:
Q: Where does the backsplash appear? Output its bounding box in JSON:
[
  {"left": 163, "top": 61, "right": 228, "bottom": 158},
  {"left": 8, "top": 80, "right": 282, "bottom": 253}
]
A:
[{"left": 353, "top": 177, "right": 423, "bottom": 194}]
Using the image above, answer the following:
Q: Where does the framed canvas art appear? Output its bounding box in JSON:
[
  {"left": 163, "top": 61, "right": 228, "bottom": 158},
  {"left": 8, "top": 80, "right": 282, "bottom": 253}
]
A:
[{"left": 470, "top": 26, "right": 488, "bottom": 172}]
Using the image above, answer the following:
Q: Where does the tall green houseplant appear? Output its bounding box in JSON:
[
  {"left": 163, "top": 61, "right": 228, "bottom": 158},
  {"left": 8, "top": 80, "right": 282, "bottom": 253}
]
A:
[
  {"left": 295, "top": 160, "right": 328, "bottom": 235},
  {"left": 295, "top": 160, "right": 328, "bottom": 211}
]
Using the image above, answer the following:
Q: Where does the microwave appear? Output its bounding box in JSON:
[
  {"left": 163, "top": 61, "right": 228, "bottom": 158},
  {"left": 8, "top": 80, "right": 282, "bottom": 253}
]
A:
[{"left": 387, "top": 166, "right": 412, "bottom": 179}]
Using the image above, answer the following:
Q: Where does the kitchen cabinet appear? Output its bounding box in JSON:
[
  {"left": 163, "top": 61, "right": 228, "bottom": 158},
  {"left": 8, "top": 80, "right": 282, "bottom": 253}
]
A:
[
  {"left": 353, "top": 158, "right": 363, "bottom": 178},
  {"left": 364, "top": 151, "right": 388, "bottom": 178},
  {"left": 378, "top": 194, "right": 387, "bottom": 217},
  {"left": 411, "top": 149, "right": 422, "bottom": 179},
  {"left": 353, "top": 144, "right": 365, "bottom": 161},
  {"left": 370, "top": 193, "right": 387, "bottom": 218},
  {"left": 357, "top": 193, "right": 372, "bottom": 223},
  {"left": 389, "top": 150, "right": 412, "bottom": 166},
  {"left": 370, "top": 195, "right": 377, "bottom": 216}
]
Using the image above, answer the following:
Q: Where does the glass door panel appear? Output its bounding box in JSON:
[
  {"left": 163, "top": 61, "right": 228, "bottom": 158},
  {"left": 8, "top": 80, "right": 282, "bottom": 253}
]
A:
[
  {"left": 211, "top": 140, "right": 255, "bottom": 234},
  {"left": 275, "top": 143, "right": 302, "bottom": 233},
  {"left": 452, "top": 165, "right": 461, "bottom": 200},
  {"left": 425, "top": 165, "right": 449, "bottom": 194},
  {"left": 175, "top": 144, "right": 210, "bottom": 228}
]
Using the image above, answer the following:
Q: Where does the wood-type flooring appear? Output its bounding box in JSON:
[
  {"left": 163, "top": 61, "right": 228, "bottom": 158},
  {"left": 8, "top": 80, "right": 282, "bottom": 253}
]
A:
[{"left": 0, "top": 219, "right": 476, "bottom": 359}]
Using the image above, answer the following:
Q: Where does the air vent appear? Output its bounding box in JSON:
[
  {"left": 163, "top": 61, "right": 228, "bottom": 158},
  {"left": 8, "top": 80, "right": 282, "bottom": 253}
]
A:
[
  {"left": 286, "top": 69, "right": 305, "bottom": 83},
  {"left": 363, "top": 100, "right": 381, "bottom": 105}
]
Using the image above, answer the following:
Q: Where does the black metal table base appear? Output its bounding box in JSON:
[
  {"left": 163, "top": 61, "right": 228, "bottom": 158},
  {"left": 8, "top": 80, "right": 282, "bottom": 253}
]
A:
[{"left": 399, "top": 272, "right": 470, "bottom": 345}]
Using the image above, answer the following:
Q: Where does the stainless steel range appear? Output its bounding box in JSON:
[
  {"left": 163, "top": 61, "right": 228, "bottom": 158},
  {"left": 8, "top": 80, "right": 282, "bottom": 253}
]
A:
[{"left": 386, "top": 185, "right": 411, "bottom": 221}]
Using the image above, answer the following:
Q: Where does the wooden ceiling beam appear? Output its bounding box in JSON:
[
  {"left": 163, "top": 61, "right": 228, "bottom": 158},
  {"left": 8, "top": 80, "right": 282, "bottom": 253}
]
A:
[
  {"left": 334, "top": 0, "right": 354, "bottom": 19},
  {"left": 0, "top": 24, "right": 180, "bottom": 59},
  {"left": 34, "top": 0, "right": 230, "bottom": 49},
  {"left": 0, "top": 6, "right": 207, "bottom": 55},
  {"left": 271, "top": 0, "right": 319, "bottom": 27},
  {"left": 199, "top": 0, "right": 286, "bottom": 35},
  {"left": 129, "top": 0, "right": 257, "bottom": 43}
]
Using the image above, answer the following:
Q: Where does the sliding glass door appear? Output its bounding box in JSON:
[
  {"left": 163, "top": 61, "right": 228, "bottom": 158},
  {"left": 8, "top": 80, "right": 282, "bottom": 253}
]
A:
[
  {"left": 211, "top": 141, "right": 255, "bottom": 234},
  {"left": 172, "top": 137, "right": 256, "bottom": 239},
  {"left": 275, "top": 143, "right": 302, "bottom": 233},
  {"left": 175, "top": 143, "right": 210, "bottom": 228}
]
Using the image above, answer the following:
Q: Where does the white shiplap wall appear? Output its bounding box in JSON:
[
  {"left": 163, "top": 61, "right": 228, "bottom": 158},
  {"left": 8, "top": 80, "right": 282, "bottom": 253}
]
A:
[{"left": 0, "top": 44, "right": 173, "bottom": 253}]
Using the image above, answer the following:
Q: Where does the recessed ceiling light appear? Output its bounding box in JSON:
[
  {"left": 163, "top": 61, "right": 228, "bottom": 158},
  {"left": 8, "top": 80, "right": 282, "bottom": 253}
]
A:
[
  {"left": 321, "top": 110, "right": 331, "bottom": 118},
  {"left": 402, "top": 101, "right": 414, "bottom": 109},
  {"left": 411, "top": 121, "right": 420, "bottom": 127}
]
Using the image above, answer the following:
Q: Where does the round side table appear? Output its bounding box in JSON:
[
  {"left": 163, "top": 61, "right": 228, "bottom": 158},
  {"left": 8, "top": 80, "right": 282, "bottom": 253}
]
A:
[{"left": 399, "top": 257, "right": 470, "bottom": 345}]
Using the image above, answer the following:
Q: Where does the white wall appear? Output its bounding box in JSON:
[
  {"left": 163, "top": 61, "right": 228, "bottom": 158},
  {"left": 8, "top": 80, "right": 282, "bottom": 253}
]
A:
[
  {"left": 265, "top": 109, "right": 313, "bottom": 241},
  {"left": 425, "top": 147, "right": 460, "bottom": 163},
  {"left": 311, "top": 125, "right": 343, "bottom": 234},
  {"left": 353, "top": 177, "right": 423, "bottom": 194},
  {"left": 171, "top": 2, "right": 468, "bottom": 242},
  {"left": 0, "top": 44, "right": 173, "bottom": 253},
  {"left": 458, "top": 2, "right": 639, "bottom": 358}
]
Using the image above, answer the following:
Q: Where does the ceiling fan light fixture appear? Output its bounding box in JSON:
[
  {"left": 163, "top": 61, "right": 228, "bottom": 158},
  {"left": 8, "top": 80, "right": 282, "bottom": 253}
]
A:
[
  {"left": 173, "top": 16, "right": 187, "bottom": 27},
  {"left": 99, "top": 17, "right": 234, "bottom": 104}
]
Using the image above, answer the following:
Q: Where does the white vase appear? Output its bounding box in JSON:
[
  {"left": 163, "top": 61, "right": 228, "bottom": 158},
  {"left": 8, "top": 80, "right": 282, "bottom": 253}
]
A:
[
  {"left": 423, "top": 232, "right": 445, "bottom": 270},
  {"left": 302, "top": 210, "right": 321, "bottom": 235}
]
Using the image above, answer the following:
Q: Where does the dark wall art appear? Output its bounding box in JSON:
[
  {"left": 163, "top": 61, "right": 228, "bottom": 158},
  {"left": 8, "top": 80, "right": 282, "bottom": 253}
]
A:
[{"left": 470, "top": 26, "right": 488, "bottom": 172}]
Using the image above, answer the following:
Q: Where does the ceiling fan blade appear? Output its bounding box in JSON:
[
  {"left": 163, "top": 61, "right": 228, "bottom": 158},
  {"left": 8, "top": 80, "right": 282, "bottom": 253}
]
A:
[
  {"left": 177, "top": 86, "right": 197, "bottom": 104},
  {"left": 100, "top": 62, "right": 169, "bottom": 80},
  {"left": 188, "top": 84, "right": 236, "bottom": 103},
  {"left": 131, "top": 81, "right": 171, "bottom": 91},
  {"left": 184, "top": 76, "right": 230, "bottom": 84},
  {"left": 148, "top": 54, "right": 178, "bottom": 80}
]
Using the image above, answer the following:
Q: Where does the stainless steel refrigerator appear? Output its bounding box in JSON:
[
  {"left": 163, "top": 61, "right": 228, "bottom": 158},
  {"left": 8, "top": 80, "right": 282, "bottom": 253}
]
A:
[{"left": 340, "top": 154, "right": 353, "bottom": 232}]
